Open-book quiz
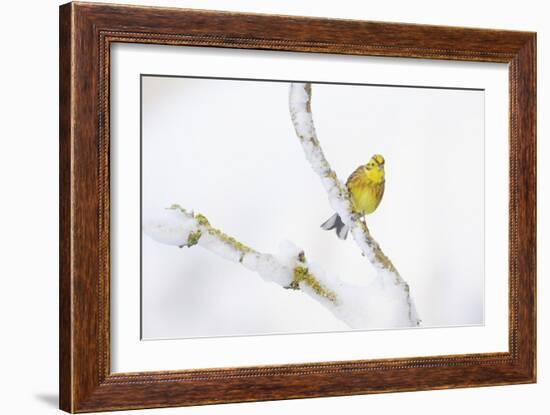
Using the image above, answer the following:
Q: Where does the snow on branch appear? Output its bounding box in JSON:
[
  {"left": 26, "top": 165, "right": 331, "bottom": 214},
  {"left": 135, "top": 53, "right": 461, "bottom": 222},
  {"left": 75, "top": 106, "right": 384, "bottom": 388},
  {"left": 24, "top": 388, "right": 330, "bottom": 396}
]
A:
[
  {"left": 289, "top": 82, "right": 420, "bottom": 326},
  {"left": 143, "top": 82, "right": 421, "bottom": 330},
  {"left": 144, "top": 205, "right": 416, "bottom": 328}
]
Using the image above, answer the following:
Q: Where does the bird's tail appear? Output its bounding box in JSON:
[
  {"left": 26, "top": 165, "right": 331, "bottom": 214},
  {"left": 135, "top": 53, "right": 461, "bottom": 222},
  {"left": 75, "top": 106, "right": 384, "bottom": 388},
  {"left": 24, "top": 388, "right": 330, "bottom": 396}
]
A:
[{"left": 320, "top": 213, "right": 349, "bottom": 240}]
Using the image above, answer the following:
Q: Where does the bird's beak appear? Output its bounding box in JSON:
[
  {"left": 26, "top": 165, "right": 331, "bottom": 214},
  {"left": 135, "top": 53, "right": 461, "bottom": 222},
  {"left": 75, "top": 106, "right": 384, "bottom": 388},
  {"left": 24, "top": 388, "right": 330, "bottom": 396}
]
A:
[{"left": 377, "top": 164, "right": 383, "bottom": 170}]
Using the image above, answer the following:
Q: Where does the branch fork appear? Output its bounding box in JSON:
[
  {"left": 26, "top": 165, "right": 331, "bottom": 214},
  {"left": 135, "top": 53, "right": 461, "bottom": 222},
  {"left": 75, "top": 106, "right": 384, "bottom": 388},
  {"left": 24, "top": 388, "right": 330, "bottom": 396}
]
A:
[{"left": 144, "top": 82, "right": 420, "bottom": 329}]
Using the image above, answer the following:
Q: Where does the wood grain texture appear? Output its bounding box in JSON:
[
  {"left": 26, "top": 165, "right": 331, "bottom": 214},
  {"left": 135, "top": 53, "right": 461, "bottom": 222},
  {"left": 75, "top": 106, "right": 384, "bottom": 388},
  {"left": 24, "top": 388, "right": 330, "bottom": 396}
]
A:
[
  {"left": 59, "top": 3, "right": 73, "bottom": 411},
  {"left": 59, "top": 2, "right": 536, "bottom": 412}
]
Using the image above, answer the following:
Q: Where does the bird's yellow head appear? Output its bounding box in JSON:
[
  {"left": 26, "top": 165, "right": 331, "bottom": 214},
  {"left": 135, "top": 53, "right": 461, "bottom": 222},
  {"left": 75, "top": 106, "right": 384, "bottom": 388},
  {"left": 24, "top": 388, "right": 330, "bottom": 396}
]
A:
[{"left": 365, "top": 154, "right": 385, "bottom": 183}]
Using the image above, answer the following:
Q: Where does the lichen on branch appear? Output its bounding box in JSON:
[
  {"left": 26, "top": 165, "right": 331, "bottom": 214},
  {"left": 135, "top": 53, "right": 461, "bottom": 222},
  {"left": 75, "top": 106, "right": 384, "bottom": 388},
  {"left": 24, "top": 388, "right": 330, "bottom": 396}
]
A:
[
  {"left": 145, "top": 205, "right": 338, "bottom": 306},
  {"left": 144, "top": 81, "right": 421, "bottom": 329},
  {"left": 289, "top": 82, "right": 420, "bottom": 326}
]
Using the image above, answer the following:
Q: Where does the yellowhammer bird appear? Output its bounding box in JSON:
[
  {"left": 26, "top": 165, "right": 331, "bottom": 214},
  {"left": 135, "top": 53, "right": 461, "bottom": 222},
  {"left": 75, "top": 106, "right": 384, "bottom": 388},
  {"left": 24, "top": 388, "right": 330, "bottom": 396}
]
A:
[{"left": 321, "top": 154, "right": 385, "bottom": 240}]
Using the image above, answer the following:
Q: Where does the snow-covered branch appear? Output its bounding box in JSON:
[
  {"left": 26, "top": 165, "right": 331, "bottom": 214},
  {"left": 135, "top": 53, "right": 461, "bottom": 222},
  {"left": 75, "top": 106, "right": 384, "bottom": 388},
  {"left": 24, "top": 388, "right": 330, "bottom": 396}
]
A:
[
  {"left": 289, "top": 82, "right": 420, "bottom": 326},
  {"left": 145, "top": 205, "right": 415, "bottom": 328},
  {"left": 144, "top": 82, "right": 420, "bottom": 330}
]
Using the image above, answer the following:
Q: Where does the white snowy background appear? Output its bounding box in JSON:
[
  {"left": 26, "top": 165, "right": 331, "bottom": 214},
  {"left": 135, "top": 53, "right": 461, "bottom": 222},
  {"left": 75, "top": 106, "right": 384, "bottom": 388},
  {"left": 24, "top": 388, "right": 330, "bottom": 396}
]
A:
[{"left": 141, "top": 76, "right": 484, "bottom": 339}]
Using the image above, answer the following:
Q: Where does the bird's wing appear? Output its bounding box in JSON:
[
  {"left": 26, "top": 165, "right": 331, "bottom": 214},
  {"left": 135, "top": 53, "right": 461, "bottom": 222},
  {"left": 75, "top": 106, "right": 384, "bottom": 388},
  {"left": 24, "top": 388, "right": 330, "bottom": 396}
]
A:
[
  {"left": 375, "top": 181, "right": 385, "bottom": 208},
  {"left": 345, "top": 164, "right": 366, "bottom": 189}
]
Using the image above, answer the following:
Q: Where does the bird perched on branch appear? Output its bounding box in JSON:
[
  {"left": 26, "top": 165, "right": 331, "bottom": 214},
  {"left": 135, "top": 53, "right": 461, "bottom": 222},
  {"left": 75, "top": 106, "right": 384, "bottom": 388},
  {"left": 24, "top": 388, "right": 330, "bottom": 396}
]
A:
[{"left": 321, "top": 154, "right": 385, "bottom": 240}]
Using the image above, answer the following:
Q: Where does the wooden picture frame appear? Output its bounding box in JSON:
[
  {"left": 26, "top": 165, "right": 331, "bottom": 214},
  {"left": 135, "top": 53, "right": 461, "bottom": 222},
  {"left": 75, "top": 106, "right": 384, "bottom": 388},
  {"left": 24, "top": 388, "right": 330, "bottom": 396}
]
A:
[{"left": 59, "top": 2, "right": 536, "bottom": 412}]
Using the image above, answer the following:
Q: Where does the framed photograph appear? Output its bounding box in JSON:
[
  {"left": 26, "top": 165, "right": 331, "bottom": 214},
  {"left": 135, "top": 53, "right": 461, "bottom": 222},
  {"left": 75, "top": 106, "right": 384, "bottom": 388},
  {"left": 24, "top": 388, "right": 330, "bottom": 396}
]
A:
[{"left": 59, "top": 2, "right": 536, "bottom": 412}]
